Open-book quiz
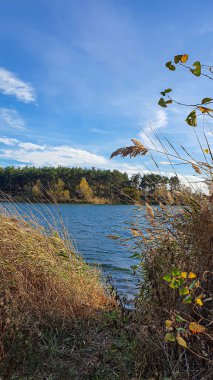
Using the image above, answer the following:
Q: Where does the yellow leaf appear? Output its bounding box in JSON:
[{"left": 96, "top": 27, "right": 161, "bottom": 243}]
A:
[
  {"left": 165, "top": 320, "right": 172, "bottom": 329},
  {"left": 176, "top": 335, "right": 187, "bottom": 348},
  {"left": 198, "top": 106, "right": 213, "bottom": 113},
  {"left": 203, "top": 148, "right": 209, "bottom": 154},
  {"left": 181, "top": 54, "right": 188, "bottom": 63},
  {"left": 189, "top": 322, "right": 205, "bottom": 334},
  {"left": 181, "top": 272, "right": 187, "bottom": 278},
  {"left": 195, "top": 297, "right": 203, "bottom": 306},
  {"left": 188, "top": 272, "right": 196, "bottom": 279}
]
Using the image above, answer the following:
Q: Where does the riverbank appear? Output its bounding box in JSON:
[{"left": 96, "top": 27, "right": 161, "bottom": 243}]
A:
[
  {"left": 1, "top": 193, "right": 212, "bottom": 379},
  {"left": 0, "top": 213, "right": 136, "bottom": 379}
]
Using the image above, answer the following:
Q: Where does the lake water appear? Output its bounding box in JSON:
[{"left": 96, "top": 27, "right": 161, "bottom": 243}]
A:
[{"left": 2, "top": 203, "right": 146, "bottom": 304}]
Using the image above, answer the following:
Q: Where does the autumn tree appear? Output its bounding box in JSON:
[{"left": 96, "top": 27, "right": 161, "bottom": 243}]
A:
[
  {"left": 48, "top": 178, "right": 71, "bottom": 202},
  {"left": 76, "top": 177, "right": 93, "bottom": 201},
  {"left": 32, "top": 179, "right": 42, "bottom": 199}
]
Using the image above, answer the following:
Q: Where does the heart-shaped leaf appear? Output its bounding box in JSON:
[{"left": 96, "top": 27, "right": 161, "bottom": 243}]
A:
[
  {"left": 201, "top": 97, "right": 213, "bottom": 104},
  {"left": 180, "top": 54, "right": 188, "bottom": 63},
  {"left": 191, "top": 61, "right": 201, "bottom": 77},
  {"left": 179, "top": 287, "right": 190, "bottom": 295},
  {"left": 174, "top": 55, "right": 183, "bottom": 64},
  {"left": 165, "top": 61, "right": 176, "bottom": 71},
  {"left": 158, "top": 98, "right": 167, "bottom": 108},
  {"left": 163, "top": 274, "right": 172, "bottom": 282},
  {"left": 185, "top": 110, "right": 197, "bottom": 127}
]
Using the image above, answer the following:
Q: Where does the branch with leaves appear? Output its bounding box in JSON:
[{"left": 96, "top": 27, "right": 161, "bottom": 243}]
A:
[{"left": 158, "top": 54, "right": 213, "bottom": 126}]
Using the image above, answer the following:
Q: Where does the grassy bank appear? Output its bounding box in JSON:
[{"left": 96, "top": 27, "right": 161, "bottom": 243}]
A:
[
  {"left": 0, "top": 192, "right": 212, "bottom": 379},
  {"left": 0, "top": 211, "right": 136, "bottom": 379}
]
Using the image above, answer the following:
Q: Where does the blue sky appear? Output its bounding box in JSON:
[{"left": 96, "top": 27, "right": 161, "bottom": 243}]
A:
[{"left": 0, "top": 0, "right": 213, "bottom": 185}]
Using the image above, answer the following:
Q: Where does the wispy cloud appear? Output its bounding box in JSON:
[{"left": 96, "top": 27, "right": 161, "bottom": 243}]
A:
[
  {"left": 0, "top": 108, "right": 25, "bottom": 130},
  {"left": 0, "top": 137, "right": 19, "bottom": 145},
  {"left": 90, "top": 128, "right": 110, "bottom": 135},
  {"left": 139, "top": 109, "right": 168, "bottom": 149},
  {"left": 18, "top": 142, "right": 45, "bottom": 151},
  {"left": 0, "top": 67, "right": 36, "bottom": 103}
]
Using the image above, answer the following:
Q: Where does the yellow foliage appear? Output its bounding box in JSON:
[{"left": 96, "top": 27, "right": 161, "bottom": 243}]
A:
[
  {"left": 165, "top": 320, "right": 173, "bottom": 329},
  {"left": 180, "top": 54, "right": 188, "bottom": 63},
  {"left": 76, "top": 177, "right": 93, "bottom": 201},
  {"left": 188, "top": 272, "right": 196, "bottom": 279},
  {"left": 176, "top": 335, "right": 187, "bottom": 348},
  {"left": 195, "top": 297, "right": 203, "bottom": 306},
  {"left": 189, "top": 322, "right": 205, "bottom": 334}
]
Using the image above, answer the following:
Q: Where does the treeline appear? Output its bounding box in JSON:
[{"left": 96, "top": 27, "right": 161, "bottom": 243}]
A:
[{"left": 0, "top": 166, "right": 181, "bottom": 204}]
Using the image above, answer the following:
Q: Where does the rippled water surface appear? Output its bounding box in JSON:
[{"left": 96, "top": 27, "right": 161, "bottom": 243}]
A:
[{"left": 3, "top": 203, "right": 146, "bottom": 301}]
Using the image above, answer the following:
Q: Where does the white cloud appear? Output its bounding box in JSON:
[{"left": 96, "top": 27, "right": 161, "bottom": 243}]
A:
[
  {"left": 18, "top": 142, "right": 45, "bottom": 151},
  {"left": 0, "top": 137, "right": 19, "bottom": 145},
  {"left": 0, "top": 108, "right": 25, "bottom": 130},
  {"left": 159, "top": 161, "right": 178, "bottom": 165},
  {"left": 0, "top": 67, "right": 36, "bottom": 103},
  {"left": 0, "top": 138, "right": 108, "bottom": 167},
  {"left": 139, "top": 109, "right": 168, "bottom": 149},
  {"left": 90, "top": 128, "right": 110, "bottom": 135}
]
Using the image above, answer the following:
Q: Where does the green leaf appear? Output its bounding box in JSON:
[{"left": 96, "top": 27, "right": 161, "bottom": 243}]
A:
[
  {"left": 158, "top": 98, "right": 167, "bottom": 108},
  {"left": 166, "top": 100, "right": 173, "bottom": 104},
  {"left": 172, "top": 269, "right": 181, "bottom": 276},
  {"left": 191, "top": 61, "right": 201, "bottom": 77},
  {"left": 176, "top": 327, "right": 186, "bottom": 332},
  {"left": 176, "top": 315, "right": 186, "bottom": 323},
  {"left": 201, "top": 97, "right": 213, "bottom": 104},
  {"left": 163, "top": 274, "right": 172, "bottom": 282},
  {"left": 170, "top": 279, "right": 181, "bottom": 289},
  {"left": 165, "top": 61, "right": 176, "bottom": 71},
  {"left": 185, "top": 110, "right": 197, "bottom": 127},
  {"left": 183, "top": 294, "right": 193, "bottom": 304},
  {"left": 165, "top": 333, "right": 175, "bottom": 342},
  {"left": 174, "top": 55, "right": 182, "bottom": 64},
  {"left": 189, "top": 280, "right": 197, "bottom": 290},
  {"left": 179, "top": 287, "right": 190, "bottom": 295},
  {"left": 160, "top": 88, "right": 172, "bottom": 96},
  {"left": 174, "top": 54, "right": 188, "bottom": 64}
]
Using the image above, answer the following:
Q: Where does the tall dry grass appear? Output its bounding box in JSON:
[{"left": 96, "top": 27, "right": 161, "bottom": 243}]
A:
[
  {"left": 0, "top": 201, "right": 115, "bottom": 377},
  {"left": 111, "top": 138, "right": 213, "bottom": 379}
]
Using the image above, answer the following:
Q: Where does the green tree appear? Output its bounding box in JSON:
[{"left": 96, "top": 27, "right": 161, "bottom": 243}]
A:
[{"left": 169, "top": 176, "right": 180, "bottom": 193}]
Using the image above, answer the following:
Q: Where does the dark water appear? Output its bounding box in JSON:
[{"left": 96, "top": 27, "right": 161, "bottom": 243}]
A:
[{"left": 2, "top": 203, "right": 146, "bottom": 303}]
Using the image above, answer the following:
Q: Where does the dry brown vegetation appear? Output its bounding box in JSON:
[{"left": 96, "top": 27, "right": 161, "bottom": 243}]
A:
[
  {"left": 111, "top": 136, "right": 213, "bottom": 379},
  {"left": 0, "top": 207, "right": 129, "bottom": 379},
  {"left": 133, "top": 195, "right": 213, "bottom": 379}
]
